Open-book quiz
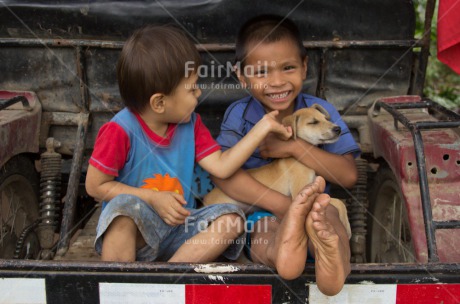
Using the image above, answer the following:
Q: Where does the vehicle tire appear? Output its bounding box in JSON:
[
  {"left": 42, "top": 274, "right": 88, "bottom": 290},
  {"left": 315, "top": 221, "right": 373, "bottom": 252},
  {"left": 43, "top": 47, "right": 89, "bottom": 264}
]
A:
[
  {"left": 0, "top": 156, "right": 41, "bottom": 259},
  {"left": 367, "top": 166, "right": 415, "bottom": 263}
]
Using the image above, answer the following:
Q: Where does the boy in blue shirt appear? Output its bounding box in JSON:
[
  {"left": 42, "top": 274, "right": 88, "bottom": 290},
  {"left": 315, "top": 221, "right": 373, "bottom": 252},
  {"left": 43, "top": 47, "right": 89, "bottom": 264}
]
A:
[
  {"left": 213, "top": 16, "right": 360, "bottom": 296},
  {"left": 85, "top": 26, "right": 292, "bottom": 263}
]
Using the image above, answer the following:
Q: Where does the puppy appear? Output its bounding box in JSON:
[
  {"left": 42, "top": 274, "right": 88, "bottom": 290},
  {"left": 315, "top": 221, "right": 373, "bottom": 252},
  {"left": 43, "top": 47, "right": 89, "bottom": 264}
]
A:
[{"left": 203, "top": 104, "right": 341, "bottom": 214}]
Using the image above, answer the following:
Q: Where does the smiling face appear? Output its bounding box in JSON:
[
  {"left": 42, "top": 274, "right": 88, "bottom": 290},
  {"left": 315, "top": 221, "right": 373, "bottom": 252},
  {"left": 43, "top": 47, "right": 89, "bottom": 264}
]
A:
[{"left": 238, "top": 37, "right": 307, "bottom": 119}]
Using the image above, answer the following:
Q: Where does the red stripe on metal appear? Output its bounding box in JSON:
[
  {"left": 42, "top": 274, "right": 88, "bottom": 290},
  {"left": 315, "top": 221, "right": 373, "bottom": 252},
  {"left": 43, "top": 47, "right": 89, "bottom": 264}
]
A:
[
  {"left": 185, "top": 284, "right": 271, "bottom": 304},
  {"left": 397, "top": 284, "right": 460, "bottom": 304}
]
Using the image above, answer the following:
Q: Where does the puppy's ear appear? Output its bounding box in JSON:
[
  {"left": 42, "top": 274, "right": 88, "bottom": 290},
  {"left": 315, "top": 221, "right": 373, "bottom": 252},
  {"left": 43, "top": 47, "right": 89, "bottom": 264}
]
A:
[
  {"left": 311, "top": 104, "right": 330, "bottom": 120},
  {"left": 282, "top": 115, "right": 298, "bottom": 140}
]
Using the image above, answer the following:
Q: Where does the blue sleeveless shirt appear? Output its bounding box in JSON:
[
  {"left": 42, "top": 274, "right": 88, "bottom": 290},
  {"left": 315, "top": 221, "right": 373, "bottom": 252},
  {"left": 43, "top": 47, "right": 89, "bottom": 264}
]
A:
[{"left": 111, "top": 108, "right": 197, "bottom": 208}]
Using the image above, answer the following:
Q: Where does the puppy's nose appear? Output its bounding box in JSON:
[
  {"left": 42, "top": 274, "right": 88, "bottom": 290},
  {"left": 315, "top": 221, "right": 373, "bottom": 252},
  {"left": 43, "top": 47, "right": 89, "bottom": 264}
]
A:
[{"left": 333, "top": 126, "right": 341, "bottom": 135}]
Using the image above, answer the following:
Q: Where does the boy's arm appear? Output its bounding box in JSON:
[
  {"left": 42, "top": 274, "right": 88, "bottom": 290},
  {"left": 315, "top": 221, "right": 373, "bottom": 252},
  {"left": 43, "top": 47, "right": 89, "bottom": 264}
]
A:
[
  {"left": 211, "top": 169, "right": 291, "bottom": 219},
  {"left": 259, "top": 136, "right": 357, "bottom": 188},
  {"left": 85, "top": 165, "right": 190, "bottom": 225},
  {"left": 199, "top": 110, "right": 292, "bottom": 179}
]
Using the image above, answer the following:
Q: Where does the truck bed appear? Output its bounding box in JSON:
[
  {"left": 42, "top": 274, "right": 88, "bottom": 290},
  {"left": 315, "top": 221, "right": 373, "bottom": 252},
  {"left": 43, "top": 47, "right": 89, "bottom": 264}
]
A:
[
  {"left": 33, "top": 205, "right": 460, "bottom": 303},
  {"left": 54, "top": 207, "right": 101, "bottom": 262},
  {"left": 1, "top": 253, "right": 459, "bottom": 303},
  {"left": 13, "top": 205, "right": 451, "bottom": 303}
]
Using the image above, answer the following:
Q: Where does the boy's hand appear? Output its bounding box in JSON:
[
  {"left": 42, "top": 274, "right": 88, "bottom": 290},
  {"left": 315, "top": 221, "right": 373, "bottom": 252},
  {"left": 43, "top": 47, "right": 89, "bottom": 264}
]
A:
[
  {"left": 148, "top": 191, "right": 191, "bottom": 226},
  {"left": 260, "top": 135, "right": 311, "bottom": 159},
  {"left": 259, "top": 134, "right": 293, "bottom": 159},
  {"left": 261, "top": 111, "right": 292, "bottom": 140}
]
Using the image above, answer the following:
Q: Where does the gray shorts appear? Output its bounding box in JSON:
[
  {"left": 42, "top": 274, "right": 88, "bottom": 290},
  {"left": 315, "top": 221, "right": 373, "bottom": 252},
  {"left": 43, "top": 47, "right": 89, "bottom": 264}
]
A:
[{"left": 95, "top": 194, "right": 245, "bottom": 261}]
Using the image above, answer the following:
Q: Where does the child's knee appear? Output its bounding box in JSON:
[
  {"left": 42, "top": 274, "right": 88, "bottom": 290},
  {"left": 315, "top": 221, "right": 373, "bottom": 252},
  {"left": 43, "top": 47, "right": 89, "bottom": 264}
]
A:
[
  {"left": 101, "top": 216, "right": 138, "bottom": 262},
  {"left": 107, "top": 215, "right": 137, "bottom": 234},
  {"left": 216, "top": 213, "right": 245, "bottom": 235}
]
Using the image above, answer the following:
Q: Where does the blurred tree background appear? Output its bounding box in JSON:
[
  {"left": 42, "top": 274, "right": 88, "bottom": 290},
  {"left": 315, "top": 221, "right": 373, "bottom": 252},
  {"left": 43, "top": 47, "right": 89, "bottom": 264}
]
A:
[{"left": 414, "top": 0, "right": 460, "bottom": 110}]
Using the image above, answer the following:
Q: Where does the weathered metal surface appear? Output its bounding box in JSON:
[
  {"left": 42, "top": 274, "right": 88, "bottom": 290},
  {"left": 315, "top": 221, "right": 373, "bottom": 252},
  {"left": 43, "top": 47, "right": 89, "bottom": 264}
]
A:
[
  {"left": 0, "top": 0, "right": 417, "bottom": 125},
  {"left": 413, "top": 0, "right": 437, "bottom": 96},
  {"left": 54, "top": 206, "right": 100, "bottom": 262},
  {"left": 39, "top": 112, "right": 88, "bottom": 152},
  {"left": 0, "top": 91, "right": 41, "bottom": 168},
  {"left": 56, "top": 113, "right": 89, "bottom": 257},
  {"left": 0, "top": 47, "right": 81, "bottom": 113},
  {"left": 0, "top": 1, "right": 415, "bottom": 42},
  {"left": 0, "top": 95, "right": 30, "bottom": 111},
  {"left": 0, "top": 259, "right": 458, "bottom": 303},
  {"left": 0, "top": 38, "right": 422, "bottom": 50},
  {"left": 369, "top": 96, "right": 460, "bottom": 263}
]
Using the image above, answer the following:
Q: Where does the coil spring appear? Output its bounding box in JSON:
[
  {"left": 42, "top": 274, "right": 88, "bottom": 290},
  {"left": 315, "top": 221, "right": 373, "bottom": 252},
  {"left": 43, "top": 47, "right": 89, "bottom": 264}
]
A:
[
  {"left": 39, "top": 152, "right": 62, "bottom": 230},
  {"left": 347, "top": 158, "right": 368, "bottom": 263}
]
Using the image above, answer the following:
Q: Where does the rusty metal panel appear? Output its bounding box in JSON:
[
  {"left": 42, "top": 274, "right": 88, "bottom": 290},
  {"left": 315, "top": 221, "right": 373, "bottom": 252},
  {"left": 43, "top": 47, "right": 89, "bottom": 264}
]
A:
[
  {"left": 324, "top": 49, "right": 414, "bottom": 113},
  {"left": 369, "top": 96, "right": 460, "bottom": 262},
  {"left": 0, "top": 90, "right": 41, "bottom": 168},
  {"left": 85, "top": 48, "right": 122, "bottom": 113},
  {"left": 0, "top": 0, "right": 417, "bottom": 118},
  {"left": 0, "top": 47, "right": 81, "bottom": 113}
]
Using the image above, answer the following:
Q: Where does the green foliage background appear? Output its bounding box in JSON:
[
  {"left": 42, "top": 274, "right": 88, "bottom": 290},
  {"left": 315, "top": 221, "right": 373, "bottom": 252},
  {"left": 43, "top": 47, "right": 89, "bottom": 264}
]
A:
[{"left": 414, "top": 0, "right": 460, "bottom": 110}]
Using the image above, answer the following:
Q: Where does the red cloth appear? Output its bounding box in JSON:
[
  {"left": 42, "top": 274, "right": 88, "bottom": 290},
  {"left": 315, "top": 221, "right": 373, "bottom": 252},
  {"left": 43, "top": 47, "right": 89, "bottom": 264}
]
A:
[{"left": 437, "top": 0, "right": 460, "bottom": 74}]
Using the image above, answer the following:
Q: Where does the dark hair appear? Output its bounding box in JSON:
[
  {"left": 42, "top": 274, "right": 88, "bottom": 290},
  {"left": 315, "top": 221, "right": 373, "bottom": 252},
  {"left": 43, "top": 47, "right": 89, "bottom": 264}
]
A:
[
  {"left": 117, "top": 25, "right": 201, "bottom": 113},
  {"left": 235, "top": 15, "right": 307, "bottom": 67}
]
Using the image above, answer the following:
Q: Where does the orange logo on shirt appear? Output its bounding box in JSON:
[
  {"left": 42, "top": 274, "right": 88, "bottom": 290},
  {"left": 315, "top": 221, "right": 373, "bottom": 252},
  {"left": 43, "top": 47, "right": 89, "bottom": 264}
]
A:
[{"left": 141, "top": 173, "right": 184, "bottom": 195}]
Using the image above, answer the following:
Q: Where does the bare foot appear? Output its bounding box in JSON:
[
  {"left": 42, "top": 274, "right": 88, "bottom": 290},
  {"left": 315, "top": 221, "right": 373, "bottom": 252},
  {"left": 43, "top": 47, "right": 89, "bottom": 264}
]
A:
[
  {"left": 306, "top": 194, "right": 350, "bottom": 296},
  {"left": 271, "top": 177, "right": 325, "bottom": 280}
]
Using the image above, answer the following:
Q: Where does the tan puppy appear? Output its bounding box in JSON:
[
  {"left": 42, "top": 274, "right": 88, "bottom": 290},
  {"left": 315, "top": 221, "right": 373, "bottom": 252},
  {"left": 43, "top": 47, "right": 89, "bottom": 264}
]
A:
[{"left": 204, "top": 104, "right": 341, "bottom": 213}]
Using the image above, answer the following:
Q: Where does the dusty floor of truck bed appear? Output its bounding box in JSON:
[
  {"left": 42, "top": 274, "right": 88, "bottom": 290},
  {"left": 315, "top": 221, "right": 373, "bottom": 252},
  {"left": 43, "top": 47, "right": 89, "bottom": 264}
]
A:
[
  {"left": 54, "top": 207, "right": 101, "bottom": 261},
  {"left": 53, "top": 205, "right": 252, "bottom": 263}
]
